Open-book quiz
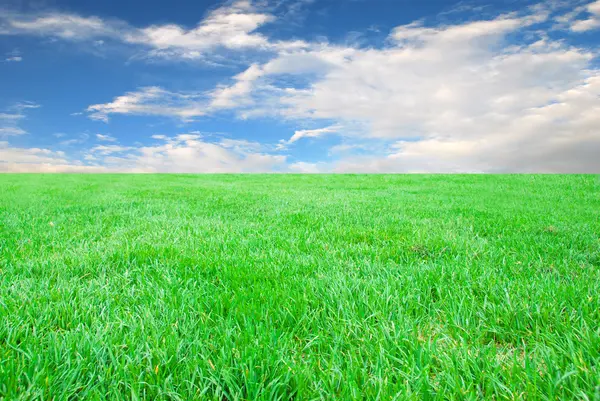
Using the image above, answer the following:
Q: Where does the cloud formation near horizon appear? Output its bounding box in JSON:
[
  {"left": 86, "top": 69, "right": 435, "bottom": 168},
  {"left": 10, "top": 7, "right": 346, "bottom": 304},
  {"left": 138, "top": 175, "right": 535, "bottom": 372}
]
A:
[{"left": 1, "top": 0, "right": 600, "bottom": 173}]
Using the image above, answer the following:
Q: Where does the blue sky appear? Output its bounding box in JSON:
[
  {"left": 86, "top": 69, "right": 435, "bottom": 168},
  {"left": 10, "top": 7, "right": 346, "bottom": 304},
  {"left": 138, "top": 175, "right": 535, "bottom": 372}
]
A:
[{"left": 1, "top": 0, "right": 599, "bottom": 172}]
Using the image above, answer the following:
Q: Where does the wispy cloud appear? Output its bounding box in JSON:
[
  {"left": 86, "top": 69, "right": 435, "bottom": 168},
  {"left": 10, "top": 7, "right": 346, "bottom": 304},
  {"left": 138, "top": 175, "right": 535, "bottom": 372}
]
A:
[
  {"left": 60, "top": 133, "right": 89, "bottom": 146},
  {"left": 0, "top": 102, "right": 40, "bottom": 136},
  {"left": 3, "top": 49, "right": 22, "bottom": 62},
  {"left": 86, "top": 86, "right": 206, "bottom": 122},
  {"left": 90, "top": 144, "right": 133, "bottom": 155},
  {"left": 288, "top": 125, "right": 342, "bottom": 144},
  {"left": 12, "top": 101, "right": 41, "bottom": 111},
  {"left": 0, "top": 127, "right": 26, "bottom": 136},
  {"left": 276, "top": 124, "right": 343, "bottom": 150},
  {"left": 95, "top": 133, "right": 117, "bottom": 142}
]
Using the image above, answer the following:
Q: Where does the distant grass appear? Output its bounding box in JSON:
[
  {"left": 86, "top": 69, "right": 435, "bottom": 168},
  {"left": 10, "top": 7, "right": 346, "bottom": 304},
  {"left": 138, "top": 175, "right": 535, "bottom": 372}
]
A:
[{"left": 0, "top": 174, "right": 599, "bottom": 400}]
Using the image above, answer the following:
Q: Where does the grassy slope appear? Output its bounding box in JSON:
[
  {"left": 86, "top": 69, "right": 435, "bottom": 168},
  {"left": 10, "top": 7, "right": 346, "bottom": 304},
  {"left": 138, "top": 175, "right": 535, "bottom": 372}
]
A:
[{"left": 0, "top": 175, "right": 599, "bottom": 400}]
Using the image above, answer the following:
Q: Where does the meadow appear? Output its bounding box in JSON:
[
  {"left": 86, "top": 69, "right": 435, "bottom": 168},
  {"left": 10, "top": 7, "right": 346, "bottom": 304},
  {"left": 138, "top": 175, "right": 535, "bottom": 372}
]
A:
[{"left": 0, "top": 174, "right": 599, "bottom": 400}]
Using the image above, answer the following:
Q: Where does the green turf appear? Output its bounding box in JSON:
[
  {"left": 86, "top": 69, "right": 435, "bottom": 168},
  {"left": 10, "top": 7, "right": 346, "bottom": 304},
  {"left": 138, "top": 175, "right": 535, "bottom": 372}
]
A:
[{"left": 0, "top": 174, "right": 599, "bottom": 400}]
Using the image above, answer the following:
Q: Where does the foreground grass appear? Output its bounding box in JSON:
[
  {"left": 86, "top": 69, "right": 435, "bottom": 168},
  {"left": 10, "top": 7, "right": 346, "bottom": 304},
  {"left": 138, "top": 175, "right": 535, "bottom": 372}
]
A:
[{"left": 0, "top": 175, "right": 599, "bottom": 400}]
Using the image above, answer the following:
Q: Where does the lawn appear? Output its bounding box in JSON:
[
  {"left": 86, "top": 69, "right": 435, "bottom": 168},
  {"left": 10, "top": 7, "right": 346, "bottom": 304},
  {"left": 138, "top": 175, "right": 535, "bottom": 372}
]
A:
[{"left": 0, "top": 174, "right": 599, "bottom": 400}]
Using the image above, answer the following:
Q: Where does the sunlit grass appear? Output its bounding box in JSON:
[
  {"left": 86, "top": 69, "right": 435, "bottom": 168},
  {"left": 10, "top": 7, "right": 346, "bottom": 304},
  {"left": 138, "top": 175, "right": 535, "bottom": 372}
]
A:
[{"left": 1, "top": 174, "right": 599, "bottom": 400}]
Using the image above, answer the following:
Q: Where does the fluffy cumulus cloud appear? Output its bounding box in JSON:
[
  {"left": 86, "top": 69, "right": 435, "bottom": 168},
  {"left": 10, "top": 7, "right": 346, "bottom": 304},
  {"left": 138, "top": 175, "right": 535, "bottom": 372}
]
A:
[
  {"left": 0, "top": 0, "right": 285, "bottom": 60},
  {"left": 0, "top": 141, "right": 109, "bottom": 172},
  {"left": 127, "top": 0, "right": 275, "bottom": 59},
  {"left": 195, "top": 5, "right": 600, "bottom": 172},
  {"left": 569, "top": 0, "right": 600, "bottom": 31},
  {"left": 122, "top": 134, "right": 286, "bottom": 173},
  {"left": 2, "top": 0, "right": 600, "bottom": 172}
]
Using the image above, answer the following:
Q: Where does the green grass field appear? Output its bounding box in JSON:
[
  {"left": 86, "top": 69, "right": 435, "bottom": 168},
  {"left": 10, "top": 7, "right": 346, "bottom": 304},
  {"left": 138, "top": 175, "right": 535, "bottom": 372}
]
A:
[{"left": 1, "top": 175, "right": 599, "bottom": 400}]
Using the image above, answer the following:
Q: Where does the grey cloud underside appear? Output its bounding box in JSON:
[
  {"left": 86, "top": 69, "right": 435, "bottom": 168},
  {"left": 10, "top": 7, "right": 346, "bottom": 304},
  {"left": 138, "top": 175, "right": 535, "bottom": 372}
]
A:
[{"left": 1, "top": 0, "right": 600, "bottom": 173}]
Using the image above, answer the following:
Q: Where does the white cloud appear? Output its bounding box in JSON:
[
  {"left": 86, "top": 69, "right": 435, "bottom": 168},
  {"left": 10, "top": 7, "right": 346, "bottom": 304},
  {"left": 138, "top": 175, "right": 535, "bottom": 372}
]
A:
[
  {"left": 0, "top": 127, "right": 26, "bottom": 136},
  {"left": 3, "top": 1, "right": 600, "bottom": 172},
  {"left": 569, "top": 0, "right": 600, "bottom": 31},
  {"left": 86, "top": 87, "right": 206, "bottom": 122},
  {"left": 125, "top": 135, "right": 286, "bottom": 173},
  {"left": 571, "top": 18, "right": 600, "bottom": 31},
  {"left": 0, "top": 102, "right": 39, "bottom": 136},
  {"left": 125, "top": 0, "right": 274, "bottom": 58},
  {"left": 0, "top": 141, "right": 109, "bottom": 172},
  {"left": 328, "top": 142, "right": 375, "bottom": 156},
  {"left": 3, "top": 49, "right": 22, "bottom": 62},
  {"left": 90, "top": 144, "right": 133, "bottom": 155},
  {"left": 288, "top": 124, "right": 342, "bottom": 144},
  {"left": 12, "top": 101, "right": 41, "bottom": 110},
  {"left": 0, "top": 1, "right": 285, "bottom": 61},
  {"left": 1, "top": 134, "right": 287, "bottom": 173},
  {"left": 173, "top": 133, "right": 202, "bottom": 141},
  {"left": 207, "top": 46, "right": 353, "bottom": 113},
  {"left": 325, "top": 76, "right": 600, "bottom": 172},
  {"left": 288, "top": 161, "right": 323, "bottom": 173},
  {"left": 60, "top": 133, "right": 89, "bottom": 146},
  {"left": 210, "top": 63, "right": 265, "bottom": 108},
  {"left": 78, "top": 2, "right": 600, "bottom": 172},
  {"left": 391, "top": 14, "right": 543, "bottom": 44},
  {"left": 203, "top": 7, "right": 599, "bottom": 172},
  {"left": 95, "top": 133, "right": 117, "bottom": 142},
  {"left": 0, "top": 113, "right": 24, "bottom": 121},
  {"left": 275, "top": 124, "right": 343, "bottom": 150},
  {"left": 218, "top": 137, "right": 265, "bottom": 153},
  {"left": 4, "top": 13, "right": 120, "bottom": 39}
]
